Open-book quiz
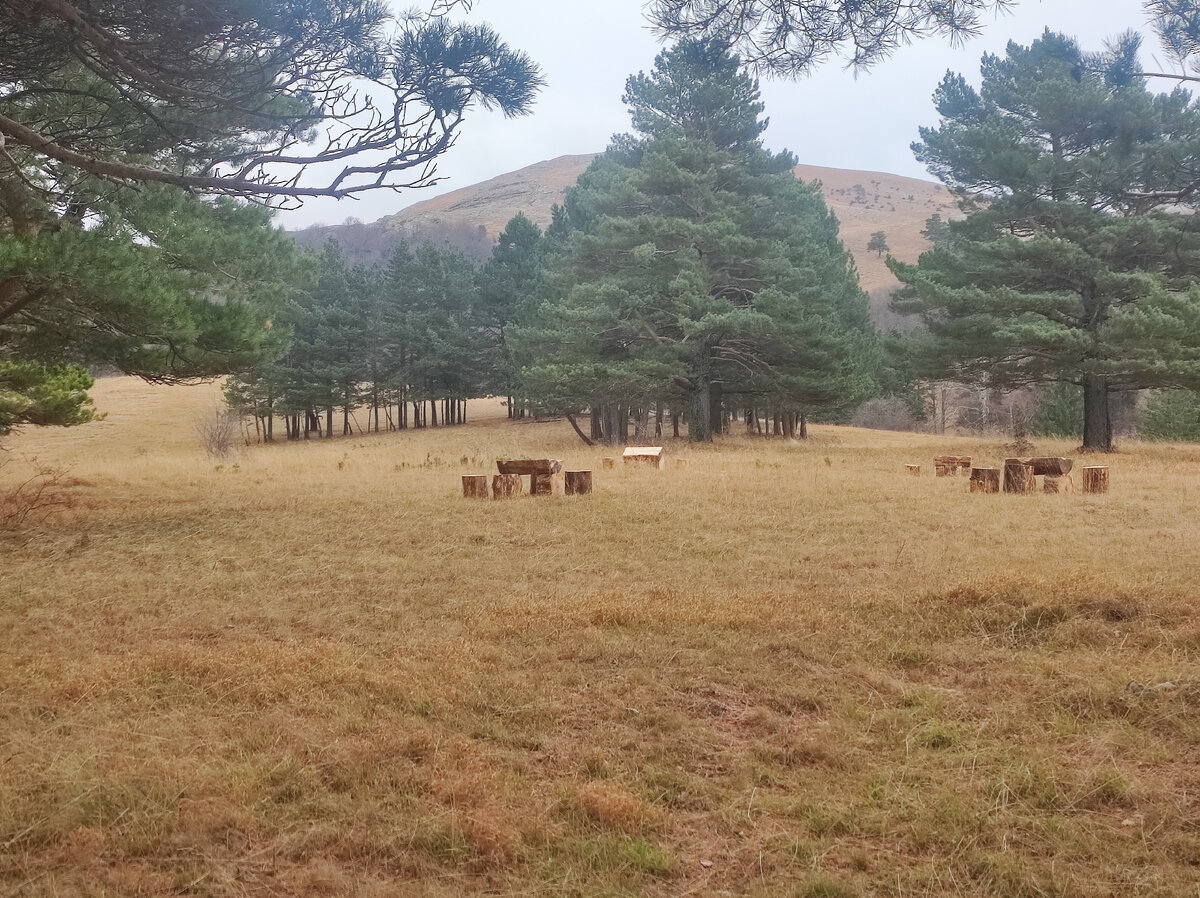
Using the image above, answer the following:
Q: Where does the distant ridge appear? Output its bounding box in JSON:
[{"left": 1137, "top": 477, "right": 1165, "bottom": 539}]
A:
[{"left": 289, "top": 154, "right": 958, "bottom": 329}]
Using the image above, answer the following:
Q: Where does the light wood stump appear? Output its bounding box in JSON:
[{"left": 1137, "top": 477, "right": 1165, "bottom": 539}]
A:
[
  {"left": 565, "top": 471, "right": 593, "bottom": 495},
  {"left": 462, "top": 474, "right": 489, "bottom": 499},
  {"left": 675, "top": 458, "right": 690, "bottom": 468},
  {"left": 935, "top": 465, "right": 951, "bottom": 477},
  {"left": 623, "top": 446, "right": 665, "bottom": 469},
  {"left": 1003, "top": 459, "right": 1036, "bottom": 493},
  {"left": 1083, "top": 466, "right": 1109, "bottom": 494},
  {"left": 601, "top": 457, "right": 615, "bottom": 469},
  {"left": 492, "top": 473, "right": 523, "bottom": 499},
  {"left": 905, "top": 464, "right": 921, "bottom": 476},
  {"left": 531, "top": 472, "right": 553, "bottom": 496},
  {"left": 1044, "top": 476, "right": 1061, "bottom": 494},
  {"left": 969, "top": 467, "right": 1000, "bottom": 493}
]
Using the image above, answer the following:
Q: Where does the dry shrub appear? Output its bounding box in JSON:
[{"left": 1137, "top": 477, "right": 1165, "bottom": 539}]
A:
[
  {"left": 0, "top": 460, "right": 73, "bottom": 526},
  {"left": 575, "top": 781, "right": 649, "bottom": 832},
  {"left": 196, "top": 405, "right": 240, "bottom": 457}
]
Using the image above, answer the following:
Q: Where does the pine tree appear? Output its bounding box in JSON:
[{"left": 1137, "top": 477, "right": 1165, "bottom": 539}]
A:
[
  {"left": 891, "top": 31, "right": 1200, "bottom": 451},
  {"left": 518, "top": 41, "right": 877, "bottom": 443}
]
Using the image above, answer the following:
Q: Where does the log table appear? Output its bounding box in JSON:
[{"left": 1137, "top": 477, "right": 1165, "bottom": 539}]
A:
[
  {"left": 1005, "top": 456, "right": 1074, "bottom": 493},
  {"left": 934, "top": 455, "right": 972, "bottom": 476},
  {"left": 495, "top": 458, "right": 563, "bottom": 497}
]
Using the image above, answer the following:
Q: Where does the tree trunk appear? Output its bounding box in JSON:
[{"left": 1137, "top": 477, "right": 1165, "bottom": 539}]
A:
[
  {"left": 709, "top": 381, "right": 723, "bottom": 438},
  {"left": 1082, "top": 374, "right": 1113, "bottom": 452},
  {"left": 688, "top": 383, "right": 712, "bottom": 442},
  {"left": 799, "top": 413, "right": 808, "bottom": 440},
  {"left": 566, "top": 413, "right": 595, "bottom": 446}
]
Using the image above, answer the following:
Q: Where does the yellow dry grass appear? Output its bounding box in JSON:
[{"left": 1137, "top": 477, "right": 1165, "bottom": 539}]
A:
[{"left": 2, "top": 377, "right": 1199, "bottom": 897}]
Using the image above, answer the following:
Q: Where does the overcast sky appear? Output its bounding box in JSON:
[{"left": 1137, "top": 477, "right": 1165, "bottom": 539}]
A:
[{"left": 278, "top": 0, "right": 1172, "bottom": 230}]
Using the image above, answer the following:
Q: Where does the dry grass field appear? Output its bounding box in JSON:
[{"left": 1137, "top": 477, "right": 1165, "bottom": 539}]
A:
[{"left": 2, "top": 378, "right": 1199, "bottom": 897}]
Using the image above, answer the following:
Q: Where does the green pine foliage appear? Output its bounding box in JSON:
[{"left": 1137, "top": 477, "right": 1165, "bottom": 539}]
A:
[
  {"left": 2, "top": 184, "right": 298, "bottom": 435},
  {"left": 0, "top": 362, "right": 96, "bottom": 435},
  {"left": 891, "top": 31, "right": 1200, "bottom": 452}
]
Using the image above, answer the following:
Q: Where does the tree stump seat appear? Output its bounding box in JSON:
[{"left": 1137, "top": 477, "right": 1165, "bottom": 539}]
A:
[{"left": 969, "top": 467, "right": 1000, "bottom": 492}]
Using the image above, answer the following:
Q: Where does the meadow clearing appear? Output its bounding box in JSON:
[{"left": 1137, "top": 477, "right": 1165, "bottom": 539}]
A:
[{"left": 1, "top": 377, "right": 1199, "bottom": 897}]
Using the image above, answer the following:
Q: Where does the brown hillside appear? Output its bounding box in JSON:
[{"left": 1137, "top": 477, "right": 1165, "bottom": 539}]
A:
[{"left": 292, "top": 154, "right": 959, "bottom": 323}]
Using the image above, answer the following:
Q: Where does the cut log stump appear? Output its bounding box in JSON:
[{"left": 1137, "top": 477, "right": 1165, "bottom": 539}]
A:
[
  {"left": 675, "top": 458, "right": 690, "bottom": 468},
  {"left": 935, "top": 465, "right": 951, "bottom": 477},
  {"left": 1044, "top": 476, "right": 1061, "bottom": 494},
  {"left": 565, "top": 470, "right": 592, "bottom": 495},
  {"left": 1083, "top": 465, "right": 1109, "bottom": 494},
  {"left": 1003, "top": 459, "right": 1036, "bottom": 493},
  {"left": 969, "top": 467, "right": 1000, "bottom": 493},
  {"left": 905, "top": 464, "right": 921, "bottom": 476},
  {"left": 601, "top": 457, "right": 615, "bottom": 469},
  {"left": 492, "top": 473, "right": 523, "bottom": 499},
  {"left": 531, "top": 472, "right": 553, "bottom": 496},
  {"left": 462, "top": 474, "right": 489, "bottom": 499}
]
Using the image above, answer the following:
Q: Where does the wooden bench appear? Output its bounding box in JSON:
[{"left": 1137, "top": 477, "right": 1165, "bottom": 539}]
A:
[{"left": 496, "top": 458, "right": 563, "bottom": 496}]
